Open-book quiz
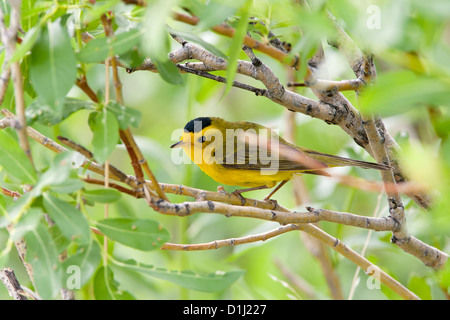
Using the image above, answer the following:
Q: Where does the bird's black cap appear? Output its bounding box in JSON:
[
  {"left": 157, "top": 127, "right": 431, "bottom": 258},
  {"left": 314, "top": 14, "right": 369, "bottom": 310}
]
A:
[{"left": 184, "top": 117, "right": 212, "bottom": 133}]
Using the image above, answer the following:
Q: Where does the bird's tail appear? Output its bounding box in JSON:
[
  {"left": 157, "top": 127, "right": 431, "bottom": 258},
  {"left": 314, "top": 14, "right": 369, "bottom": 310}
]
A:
[{"left": 302, "top": 149, "right": 391, "bottom": 170}]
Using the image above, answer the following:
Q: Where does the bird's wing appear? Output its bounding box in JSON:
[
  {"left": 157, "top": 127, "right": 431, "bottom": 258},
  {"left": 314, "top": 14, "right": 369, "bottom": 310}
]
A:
[{"left": 220, "top": 129, "right": 329, "bottom": 173}]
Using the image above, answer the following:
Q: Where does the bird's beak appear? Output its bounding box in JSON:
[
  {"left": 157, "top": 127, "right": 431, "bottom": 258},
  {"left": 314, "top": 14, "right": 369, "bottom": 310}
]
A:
[{"left": 170, "top": 140, "right": 184, "bottom": 148}]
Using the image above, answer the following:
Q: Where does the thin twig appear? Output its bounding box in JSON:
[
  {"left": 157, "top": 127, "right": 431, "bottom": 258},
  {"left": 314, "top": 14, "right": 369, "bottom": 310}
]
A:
[
  {"left": 274, "top": 259, "right": 317, "bottom": 300},
  {"left": 297, "top": 223, "right": 420, "bottom": 300},
  {"left": 161, "top": 224, "right": 300, "bottom": 251},
  {"left": 1, "top": 186, "right": 22, "bottom": 199},
  {"left": 0, "top": 268, "right": 28, "bottom": 300},
  {"left": 287, "top": 78, "right": 364, "bottom": 91},
  {"left": 348, "top": 192, "right": 384, "bottom": 299},
  {"left": 0, "top": 1, "right": 34, "bottom": 167},
  {"left": 172, "top": 11, "right": 298, "bottom": 68},
  {"left": 101, "top": 15, "right": 168, "bottom": 202},
  {"left": 177, "top": 64, "right": 267, "bottom": 96}
]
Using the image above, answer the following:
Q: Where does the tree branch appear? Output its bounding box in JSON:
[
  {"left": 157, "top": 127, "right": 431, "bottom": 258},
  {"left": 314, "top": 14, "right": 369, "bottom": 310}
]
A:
[
  {"left": 0, "top": 1, "right": 34, "bottom": 168},
  {"left": 0, "top": 268, "right": 28, "bottom": 300},
  {"left": 161, "top": 224, "right": 300, "bottom": 251}
]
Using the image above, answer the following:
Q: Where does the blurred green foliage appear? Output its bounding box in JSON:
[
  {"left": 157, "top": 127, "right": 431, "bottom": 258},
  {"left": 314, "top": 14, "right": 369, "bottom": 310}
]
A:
[{"left": 0, "top": 0, "right": 449, "bottom": 300}]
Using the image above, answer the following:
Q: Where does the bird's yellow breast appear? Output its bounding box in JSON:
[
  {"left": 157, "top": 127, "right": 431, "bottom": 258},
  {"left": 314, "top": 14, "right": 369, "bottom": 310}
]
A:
[{"left": 196, "top": 161, "right": 293, "bottom": 188}]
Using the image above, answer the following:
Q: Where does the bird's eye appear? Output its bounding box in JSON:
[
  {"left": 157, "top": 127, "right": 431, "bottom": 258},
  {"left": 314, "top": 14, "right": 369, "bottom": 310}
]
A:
[{"left": 198, "top": 136, "right": 206, "bottom": 143}]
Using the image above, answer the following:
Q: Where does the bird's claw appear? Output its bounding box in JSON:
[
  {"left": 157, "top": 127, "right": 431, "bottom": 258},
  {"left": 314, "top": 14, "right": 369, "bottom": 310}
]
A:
[
  {"left": 263, "top": 198, "right": 278, "bottom": 209},
  {"left": 231, "top": 190, "right": 247, "bottom": 206}
]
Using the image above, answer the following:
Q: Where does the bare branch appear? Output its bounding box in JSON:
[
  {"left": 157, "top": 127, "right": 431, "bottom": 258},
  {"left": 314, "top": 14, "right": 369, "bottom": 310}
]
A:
[
  {"left": 0, "top": 1, "right": 34, "bottom": 167},
  {"left": 161, "top": 224, "right": 300, "bottom": 251},
  {"left": 172, "top": 11, "right": 298, "bottom": 67},
  {"left": 297, "top": 223, "right": 420, "bottom": 300},
  {"left": 0, "top": 268, "right": 28, "bottom": 300}
]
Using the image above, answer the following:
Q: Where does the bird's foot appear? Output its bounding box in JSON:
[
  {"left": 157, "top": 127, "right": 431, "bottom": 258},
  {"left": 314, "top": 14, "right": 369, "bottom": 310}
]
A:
[
  {"left": 263, "top": 197, "right": 278, "bottom": 208},
  {"left": 231, "top": 190, "right": 247, "bottom": 206}
]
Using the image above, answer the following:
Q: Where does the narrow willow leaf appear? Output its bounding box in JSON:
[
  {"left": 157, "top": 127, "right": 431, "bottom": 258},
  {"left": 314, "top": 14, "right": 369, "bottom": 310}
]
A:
[
  {"left": 10, "top": 207, "right": 43, "bottom": 241},
  {"left": 143, "top": 0, "right": 184, "bottom": 85},
  {"left": 151, "top": 56, "right": 184, "bottom": 85},
  {"left": 114, "top": 259, "right": 245, "bottom": 292},
  {"left": 0, "top": 129, "right": 37, "bottom": 184},
  {"left": 9, "top": 25, "right": 41, "bottom": 63},
  {"left": 91, "top": 108, "right": 119, "bottom": 164},
  {"left": 29, "top": 19, "right": 77, "bottom": 113},
  {"left": 63, "top": 240, "right": 102, "bottom": 288},
  {"left": 26, "top": 97, "right": 96, "bottom": 126},
  {"left": 25, "top": 223, "right": 63, "bottom": 299},
  {"left": 360, "top": 70, "right": 450, "bottom": 116},
  {"left": 83, "top": 188, "right": 122, "bottom": 203},
  {"left": 96, "top": 218, "right": 170, "bottom": 251},
  {"left": 143, "top": 0, "right": 176, "bottom": 60},
  {"left": 30, "top": 152, "right": 76, "bottom": 198},
  {"left": 225, "top": 0, "right": 252, "bottom": 95},
  {"left": 193, "top": 0, "right": 239, "bottom": 31},
  {"left": 0, "top": 193, "right": 33, "bottom": 228},
  {"left": 85, "top": 0, "right": 122, "bottom": 24},
  {"left": 168, "top": 28, "right": 227, "bottom": 58},
  {"left": 77, "top": 29, "right": 144, "bottom": 63},
  {"left": 49, "top": 178, "right": 84, "bottom": 194},
  {"left": 93, "top": 266, "right": 135, "bottom": 300},
  {"left": 106, "top": 101, "right": 142, "bottom": 129},
  {"left": 408, "top": 275, "right": 432, "bottom": 300},
  {"left": 43, "top": 193, "right": 91, "bottom": 245}
]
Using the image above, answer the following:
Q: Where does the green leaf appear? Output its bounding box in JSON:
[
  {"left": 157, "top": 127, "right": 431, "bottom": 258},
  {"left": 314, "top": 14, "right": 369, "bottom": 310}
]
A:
[
  {"left": 0, "top": 195, "right": 7, "bottom": 216},
  {"left": 408, "top": 275, "right": 432, "bottom": 300},
  {"left": 437, "top": 259, "right": 450, "bottom": 297},
  {"left": 96, "top": 218, "right": 169, "bottom": 251},
  {"left": 26, "top": 97, "right": 96, "bottom": 126},
  {"left": 225, "top": 0, "right": 252, "bottom": 96},
  {"left": 83, "top": 188, "right": 122, "bottom": 204},
  {"left": 114, "top": 259, "right": 245, "bottom": 292},
  {"left": 360, "top": 70, "right": 450, "bottom": 116},
  {"left": 0, "top": 193, "right": 34, "bottom": 228},
  {"left": 143, "top": 0, "right": 176, "bottom": 60},
  {"left": 0, "top": 129, "right": 37, "bottom": 184},
  {"left": 43, "top": 193, "right": 91, "bottom": 245},
  {"left": 106, "top": 101, "right": 142, "bottom": 129},
  {"left": 91, "top": 108, "right": 119, "bottom": 164},
  {"left": 168, "top": 28, "right": 227, "bottom": 59},
  {"left": 10, "top": 207, "right": 43, "bottom": 241},
  {"left": 151, "top": 57, "right": 184, "bottom": 85},
  {"left": 93, "top": 266, "right": 135, "bottom": 300},
  {"left": 85, "top": 0, "right": 122, "bottom": 23},
  {"left": 77, "top": 29, "right": 144, "bottom": 63},
  {"left": 49, "top": 178, "right": 84, "bottom": 194},
  {"left": 63, "top": 240, "right": 102, "bottom": 288},
  {"left": 29, "top": 19, "right": 77, "bottom": 113},
  {"left": 25, "top": 223, "right": 63, "bottom": 299},
  {"left": 30, "top": 152, "right": 78, "bottom": 197},
  {"left": 143, "top": 0, "right": 184, "bottom": 85},
  {"left": 9, "top": 25, "right": 41, "bottom": 63},
  {"left": 186, "top": 0, "right": 239, "bottom": 31}
]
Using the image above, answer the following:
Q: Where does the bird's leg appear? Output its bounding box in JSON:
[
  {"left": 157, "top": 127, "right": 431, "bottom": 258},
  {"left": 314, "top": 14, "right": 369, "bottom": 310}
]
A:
[
  {"left": 263, "top": 180, "right": 288, "bottom": 201},
  {"left": 231, "top": 186, "right": 269, "bottom": 205}
]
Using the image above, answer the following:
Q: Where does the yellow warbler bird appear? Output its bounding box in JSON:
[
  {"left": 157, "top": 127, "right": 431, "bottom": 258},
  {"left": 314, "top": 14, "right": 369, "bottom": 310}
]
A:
[{"left": 171, "top": 117, "right": 389, "bottom": 200}]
